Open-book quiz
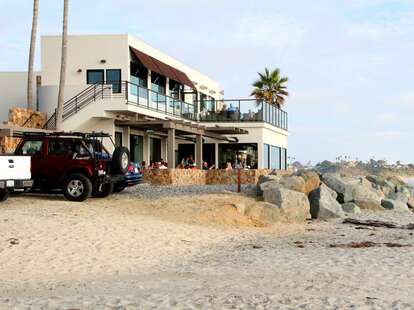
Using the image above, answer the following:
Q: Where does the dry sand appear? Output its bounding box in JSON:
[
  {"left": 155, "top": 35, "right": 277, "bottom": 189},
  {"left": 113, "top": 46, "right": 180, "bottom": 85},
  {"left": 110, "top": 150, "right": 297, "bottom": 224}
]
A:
[{"left": 0, "top": 190, "right": 413, "bottom": 309}]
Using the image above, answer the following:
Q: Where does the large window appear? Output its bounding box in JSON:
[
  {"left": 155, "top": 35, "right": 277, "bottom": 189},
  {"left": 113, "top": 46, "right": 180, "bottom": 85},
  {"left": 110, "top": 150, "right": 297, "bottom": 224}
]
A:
[
  {"left": 87, "top": 70, "right": 104, "bottom": 84},
  {"left": 281, "top": 148, "right": 287, "bottom": 170},
  {"left": 18, "top": 140, "right": 43, "bottom": 155},
  {"left": 106, "top": 69, "right": 121, "bottom": 93},
  {"left": 218, "top": 143, "right": 258, "bottom": 169},
  {"left": 271, "top": 146, "right": 281, "bottom": 169},
  {"left": 263, "top": 144, "right": 270, "bottom": 169}
]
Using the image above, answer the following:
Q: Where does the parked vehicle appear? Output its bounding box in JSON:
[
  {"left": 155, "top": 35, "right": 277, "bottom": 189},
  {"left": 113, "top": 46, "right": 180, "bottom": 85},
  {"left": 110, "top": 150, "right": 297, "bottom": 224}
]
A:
[
  {"left": 14, "top": 132, "right": 130, "bottom": 202},
  {"left": 114, "top": 162, "right": 143, "bottom": 192},
  {"left": 0, "top": 155, "right": 33, "bottom": 202}
]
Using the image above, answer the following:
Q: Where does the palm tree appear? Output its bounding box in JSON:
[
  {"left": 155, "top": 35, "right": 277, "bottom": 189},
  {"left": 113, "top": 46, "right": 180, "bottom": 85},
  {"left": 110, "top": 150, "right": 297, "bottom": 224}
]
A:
[
  {"left": 55, "top": 0, "right": 69, "bottom": 131},
  {"left": 27, "top": 0, "right": 39, "bottom": 111},
  {"left": 251, "top": 68, "right": 289, "bottom": 108}
]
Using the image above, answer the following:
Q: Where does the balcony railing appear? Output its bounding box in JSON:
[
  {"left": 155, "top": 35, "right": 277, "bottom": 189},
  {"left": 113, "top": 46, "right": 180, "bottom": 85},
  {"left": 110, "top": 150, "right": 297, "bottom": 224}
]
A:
[
  {"left": 197, "top": 99, "right": 288, "bottom": 131},
  {"left": 126, "top": 81, "right": 196, "bottom": 120}
]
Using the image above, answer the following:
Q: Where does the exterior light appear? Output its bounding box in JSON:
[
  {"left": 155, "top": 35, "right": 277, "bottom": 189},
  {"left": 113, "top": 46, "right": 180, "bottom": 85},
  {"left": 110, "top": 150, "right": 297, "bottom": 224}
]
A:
[
  {"left": 100, "top": 59, "right": 106, "bottom": 64},
  {"left": 77, "top": 69, "right": 82, "bottom": 73}
]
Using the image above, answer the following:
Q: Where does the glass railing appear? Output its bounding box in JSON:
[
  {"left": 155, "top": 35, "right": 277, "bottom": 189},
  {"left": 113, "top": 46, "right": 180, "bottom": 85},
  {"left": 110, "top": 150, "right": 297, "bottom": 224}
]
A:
[
  {"left": 197, "top": 99, "right": 288, "bottom": 130},
  {"left": 126, "top": 81, "right": 196, "bottom": 120}
]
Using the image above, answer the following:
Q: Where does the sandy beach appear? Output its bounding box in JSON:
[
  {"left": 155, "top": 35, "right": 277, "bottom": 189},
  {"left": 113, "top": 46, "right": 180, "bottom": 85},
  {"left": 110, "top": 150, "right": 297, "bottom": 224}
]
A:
[{"left": 0, "top": 186, "right": 414, "bottom": 309}]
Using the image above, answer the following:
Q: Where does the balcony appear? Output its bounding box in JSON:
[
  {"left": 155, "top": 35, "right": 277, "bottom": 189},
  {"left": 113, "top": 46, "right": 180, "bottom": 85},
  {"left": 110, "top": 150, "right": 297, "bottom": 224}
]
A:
[
  {"left": 197, "top": 99, "right": 288, "bottom": 131},
  {"left": 126, "top": 81, "right": 197, "bottom": 120},
  {"left": 49, "top": 81, "right": 288, "bottom": 132}
]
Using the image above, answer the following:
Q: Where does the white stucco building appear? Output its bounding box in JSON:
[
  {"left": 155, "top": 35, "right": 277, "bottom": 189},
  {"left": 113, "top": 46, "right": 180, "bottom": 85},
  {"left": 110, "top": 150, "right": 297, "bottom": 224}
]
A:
[{"left": 0, "top": 34, "right": 288, "bottom": 169}]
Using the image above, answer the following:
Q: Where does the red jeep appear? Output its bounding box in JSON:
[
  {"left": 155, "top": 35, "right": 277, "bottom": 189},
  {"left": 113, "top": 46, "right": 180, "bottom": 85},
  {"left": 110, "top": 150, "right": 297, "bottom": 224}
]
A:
[{"left": 14, "top": 132, "right": 130, "bottom": 202}]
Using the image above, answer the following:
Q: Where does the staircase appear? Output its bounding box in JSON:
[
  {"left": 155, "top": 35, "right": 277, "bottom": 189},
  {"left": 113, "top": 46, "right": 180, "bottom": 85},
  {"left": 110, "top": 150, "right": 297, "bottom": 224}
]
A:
[{"left": 43, "top": 82, "right": 122, "bottom": 130}]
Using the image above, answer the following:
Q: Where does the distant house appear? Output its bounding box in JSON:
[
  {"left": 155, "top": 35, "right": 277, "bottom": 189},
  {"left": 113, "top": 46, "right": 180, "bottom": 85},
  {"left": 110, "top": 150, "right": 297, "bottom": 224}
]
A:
[{"left": 0, "top": 34, "right": 288, "bottom": 169}]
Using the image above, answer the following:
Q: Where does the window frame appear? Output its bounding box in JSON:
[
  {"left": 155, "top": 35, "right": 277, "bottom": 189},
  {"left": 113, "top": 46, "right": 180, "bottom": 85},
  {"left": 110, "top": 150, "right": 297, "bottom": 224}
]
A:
[{"left": 86, "top": 69, "right": 105, "bottom": 85}]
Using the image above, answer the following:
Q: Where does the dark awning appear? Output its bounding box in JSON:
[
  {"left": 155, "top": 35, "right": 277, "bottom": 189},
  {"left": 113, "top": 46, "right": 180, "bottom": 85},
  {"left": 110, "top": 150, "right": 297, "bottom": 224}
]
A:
[{"left": 130, "top": 47, "right": 195, "bottom": 89}]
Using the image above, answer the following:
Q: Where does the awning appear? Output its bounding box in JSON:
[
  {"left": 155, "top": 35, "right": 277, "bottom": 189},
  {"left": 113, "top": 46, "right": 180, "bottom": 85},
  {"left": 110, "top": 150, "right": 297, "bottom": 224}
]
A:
[{"left": 130, "top": 47, "right": 195, "bottom": 89}]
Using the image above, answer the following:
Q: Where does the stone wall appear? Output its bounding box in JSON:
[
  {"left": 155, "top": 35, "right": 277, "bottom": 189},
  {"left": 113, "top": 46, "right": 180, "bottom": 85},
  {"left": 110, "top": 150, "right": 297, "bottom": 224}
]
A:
[
  {"left": 0, "top": 107, "right": 47, "bottom": 153},
  {"left": 143, "top": 169, "right": 291, "bottom": 186}
]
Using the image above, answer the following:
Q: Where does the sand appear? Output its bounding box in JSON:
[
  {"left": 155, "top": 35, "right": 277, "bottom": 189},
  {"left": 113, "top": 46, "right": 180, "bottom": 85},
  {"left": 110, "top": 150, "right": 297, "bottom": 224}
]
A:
[{"left": 0, "top": 191, "right": 413, "bottom": 309}]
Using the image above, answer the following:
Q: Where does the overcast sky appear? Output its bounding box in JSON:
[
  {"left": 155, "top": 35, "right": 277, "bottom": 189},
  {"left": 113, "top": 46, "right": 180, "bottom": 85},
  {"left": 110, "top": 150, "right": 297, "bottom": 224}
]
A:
[{"left": 0, "top": 0, "right": 413, "bottom": 164}]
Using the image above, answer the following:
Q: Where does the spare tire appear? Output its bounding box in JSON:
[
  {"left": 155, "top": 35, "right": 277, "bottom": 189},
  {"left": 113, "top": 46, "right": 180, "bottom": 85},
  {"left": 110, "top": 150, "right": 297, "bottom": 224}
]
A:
[{"left": 112, "top": 147, "right": 130, "bottom": 174}]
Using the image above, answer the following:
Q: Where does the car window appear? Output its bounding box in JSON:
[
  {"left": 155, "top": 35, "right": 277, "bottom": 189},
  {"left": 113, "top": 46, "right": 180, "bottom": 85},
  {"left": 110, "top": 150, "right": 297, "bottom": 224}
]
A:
[
  {"left": 20, "top": 140, "right": 43, "bottom": 155},
  {"left": 48, "top": 140, "right": 73, "bottom": 156}
]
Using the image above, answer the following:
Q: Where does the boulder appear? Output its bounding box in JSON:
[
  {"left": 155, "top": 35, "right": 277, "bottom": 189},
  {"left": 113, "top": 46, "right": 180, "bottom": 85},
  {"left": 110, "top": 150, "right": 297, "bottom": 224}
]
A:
[
  {"left": 321, "top": 173, "right": 353, "bottom": 203},
  {"left": 351, "top": 184, "right": 382, "bottom": 203},
  {"left": 263, "top": 186, "right": 311, "bottom": 222},
  {"left": 381, "top": 199, "right": 410, "bottom": 212},
  {"left": 247, "top": 202, "right": 284, "bottom": 224},
  {"left": 366, "top": 175, "right": 396, "bottom": 196},
  {"left": 354, "top": 199, "right": 384, "bottom": 211},
  {"left": 279, "top": 176, "right": 307, "bottom": 194},
  {"left": 295, "top": 170, "right": 320, "bottom": 194},
  {"left": 308, "top": 184, "right": 345, "bottom": 219},
  {"left": 386, "top": 176, "right": 407, "bottom": 187},
  {"left": 408, "top": 198, "right": 414, "bottom": 209},
  {"left": 388, "top": 189, "right": 410, "bottom": 204},
  {"left": 257, "top": 174, "right": 281, "bottom": 196},
  {"left": 341, "top": 202, "right": 362, "bottom": 214}
]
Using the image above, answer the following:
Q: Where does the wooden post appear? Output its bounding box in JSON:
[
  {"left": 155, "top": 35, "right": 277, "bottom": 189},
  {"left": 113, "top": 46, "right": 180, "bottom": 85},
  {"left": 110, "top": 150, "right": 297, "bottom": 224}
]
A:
[{"left": 237, "top": 168, "right": 241, "bottom": 193}]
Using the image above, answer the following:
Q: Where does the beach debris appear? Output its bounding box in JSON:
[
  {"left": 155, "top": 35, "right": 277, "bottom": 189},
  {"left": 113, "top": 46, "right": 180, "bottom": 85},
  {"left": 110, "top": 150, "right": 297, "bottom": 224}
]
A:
[
  {"left": 343, "top": 218, "right": 414, "bottom": 230},
  {"left": 7, "top": 238, "right": 19, "bottom": 245},
  {"left": 330, "top": 241, "right": 412, "bottom": 248},
  {"left": 309, "top": 184, "right": 345, "bottom": 219}
]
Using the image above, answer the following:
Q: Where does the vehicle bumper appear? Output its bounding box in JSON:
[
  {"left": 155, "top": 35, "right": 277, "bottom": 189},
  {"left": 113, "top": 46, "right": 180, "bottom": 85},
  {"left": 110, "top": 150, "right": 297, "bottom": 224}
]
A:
[
  {"left": 0, "top": 179, "right": 34, "bottom": 189},
  {"left": 116, "top": 174, "right": 143, "bottom": 188}
]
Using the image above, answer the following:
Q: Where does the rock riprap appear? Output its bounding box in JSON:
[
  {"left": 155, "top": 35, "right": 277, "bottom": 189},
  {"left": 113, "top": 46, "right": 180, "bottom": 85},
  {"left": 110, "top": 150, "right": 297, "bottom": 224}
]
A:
[{"left": 308, "top": 184, "right": 345, "bottom": 219}]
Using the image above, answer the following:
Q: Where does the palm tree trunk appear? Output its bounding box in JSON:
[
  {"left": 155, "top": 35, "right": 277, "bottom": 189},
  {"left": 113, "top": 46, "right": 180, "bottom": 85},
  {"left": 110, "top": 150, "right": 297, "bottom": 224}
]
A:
[
  {"left": 55, "top": 0, "right": 69, "bottom": 131},
  {"left": 27, "top": 0, "right": 39, "bottom": 111}
]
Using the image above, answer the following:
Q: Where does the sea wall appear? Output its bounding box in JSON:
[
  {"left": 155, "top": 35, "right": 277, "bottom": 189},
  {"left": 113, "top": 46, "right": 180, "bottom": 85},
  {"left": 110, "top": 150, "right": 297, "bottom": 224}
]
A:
[{"left": 143, "top": 169, "right": 291, "bottom": 186}]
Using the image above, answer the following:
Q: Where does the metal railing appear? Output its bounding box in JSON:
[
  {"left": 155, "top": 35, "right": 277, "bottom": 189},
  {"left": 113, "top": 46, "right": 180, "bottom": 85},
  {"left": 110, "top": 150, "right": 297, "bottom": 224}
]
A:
[
  {"left": 197, "top": 99, "right": 288, "bottom": 131},
  {"left": 126, "top": 81, "right": 196, "bottom": 120},
  {"left": 44, "top": 81, "right": 197, "bottom": 129}
]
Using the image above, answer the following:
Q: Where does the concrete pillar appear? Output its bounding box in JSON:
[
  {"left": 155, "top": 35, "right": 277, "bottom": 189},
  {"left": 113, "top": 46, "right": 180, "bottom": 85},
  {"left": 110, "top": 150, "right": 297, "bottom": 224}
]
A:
[
  {"left": 147, "top": 70, "right": 152, "bottom": 90},
  {"left": 167, "top": 128, "right": 176, "bottom": 169},
  {"left": 143, "top": 133, "right": 151, "bottom": 167},
  {"left": 161, "top": 138, "right": 168, "bottom": 161},
  {"left": 257, "top": 142, "right": 263, "bottom": 169},
  {"left": 166, "top": 77, "right": 170, "bottom": 96},
  {"left": 122, "top": 126, "right": 130, "bottom": 150},
  {"left": 196, "top": 134, "right": 203, "bottom": 169},
  {"left": 214, "top": 142, "right": 219, "bottom": 169}
]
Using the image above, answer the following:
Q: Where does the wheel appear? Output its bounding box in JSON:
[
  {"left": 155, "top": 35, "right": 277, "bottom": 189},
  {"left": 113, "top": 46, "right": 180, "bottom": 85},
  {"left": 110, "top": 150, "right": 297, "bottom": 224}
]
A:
[
  {"left": 0, "top": 190, "right": 9, "bottom": 202},
  {"left": 113, "top": 186, "right": 126, "bottom": 193},
  {"left": 92, "top": 182, "right": 114, "bottom": 198},
  {"left": 112, "top": 147, "right": 130, "bottom": 174},
  {"left": 63, "top": 173, "right": 92, "bottom": 202}
]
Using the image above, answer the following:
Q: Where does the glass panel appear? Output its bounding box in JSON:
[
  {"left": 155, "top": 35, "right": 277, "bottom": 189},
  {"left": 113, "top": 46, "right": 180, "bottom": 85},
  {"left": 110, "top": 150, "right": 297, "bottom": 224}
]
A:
[
  {"left": 20, "top": 140, "right": 43, "bottom": 155},
  {"left": 263, "top": 144, "right": 270, "bottom": 169},
  {"left": 281, "top": 148, "right": 287, "bottom": 170},
  {"left": 106, "top": 69, "right": 121, "bottom": 93},
  {"left": 271, "top": 146, "right": 281, "bottom": 169},
  {"left": 130, "top": 135, "right": 143, "bottom": 163}
]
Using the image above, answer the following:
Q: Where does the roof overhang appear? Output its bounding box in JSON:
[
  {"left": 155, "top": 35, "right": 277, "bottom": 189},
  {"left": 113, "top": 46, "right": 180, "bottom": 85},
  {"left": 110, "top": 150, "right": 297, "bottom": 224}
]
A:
[
  {"left": 115, "top": 119, "right": 248, "bottom": 141},
  {"left": 130, "top": 47, "right": 195, "bottom": 89}
]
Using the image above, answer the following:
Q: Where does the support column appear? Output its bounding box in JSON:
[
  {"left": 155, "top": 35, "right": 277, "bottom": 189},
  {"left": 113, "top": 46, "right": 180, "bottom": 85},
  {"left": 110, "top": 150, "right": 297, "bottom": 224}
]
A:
[
  {"left": 147, "top": 70, "right": 152, "bottom": 90},
  {"left": 215, "top": 142, "right": 219, "bottom": 169},
  {"left": 167, "top": 128, "right": 176, "bottom": 169},
  {"left": 143, "top": 133, "right": 151, "bottom": 167},
  {"left": 196, "top": 134, "right": 203, "bottom": 169}
]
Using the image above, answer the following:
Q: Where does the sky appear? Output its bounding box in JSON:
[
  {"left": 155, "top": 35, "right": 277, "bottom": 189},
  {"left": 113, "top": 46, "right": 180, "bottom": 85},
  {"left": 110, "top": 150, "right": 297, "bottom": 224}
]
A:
[{"left": 0, "top": 0, "right": 413, "bottom": 164}]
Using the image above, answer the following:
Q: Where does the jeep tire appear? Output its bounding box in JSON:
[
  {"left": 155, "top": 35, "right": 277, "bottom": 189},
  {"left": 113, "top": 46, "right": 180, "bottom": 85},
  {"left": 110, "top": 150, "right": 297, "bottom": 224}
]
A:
[
  {"left": 63, "top": 173, "right": 92, "bottom": 202},
  {"left": 92, "top": 182, "right": 114, "bottom": 198},
  {"left": 112, "top": 147, "right": 130, "bottom": 174},
  {"left": 0, "top": 189, "right": 9, "bottom": 202}
]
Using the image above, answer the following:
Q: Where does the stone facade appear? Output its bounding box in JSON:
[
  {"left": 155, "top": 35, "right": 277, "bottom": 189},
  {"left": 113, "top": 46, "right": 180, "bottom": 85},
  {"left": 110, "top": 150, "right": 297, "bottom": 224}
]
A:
[
  {"left": 0, "top": 107, "right": 47, "bottom": 153},
  {"left": 143, "top": 169, "right": 291, "bottom": 186}
]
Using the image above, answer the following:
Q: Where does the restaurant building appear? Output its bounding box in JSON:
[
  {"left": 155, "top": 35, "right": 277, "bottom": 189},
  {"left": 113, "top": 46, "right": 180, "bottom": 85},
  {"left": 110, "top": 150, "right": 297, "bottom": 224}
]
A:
[{"left": 0, "top": 34, "right": 288, "bottom": 169}]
